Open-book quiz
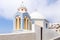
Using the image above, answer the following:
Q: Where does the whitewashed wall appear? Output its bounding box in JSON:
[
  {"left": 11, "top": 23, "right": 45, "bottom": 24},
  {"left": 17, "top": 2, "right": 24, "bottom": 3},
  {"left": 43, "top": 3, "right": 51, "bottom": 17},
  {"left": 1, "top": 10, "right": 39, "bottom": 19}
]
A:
[
  {"left": 34, "top": 24, "right": 41, "bottom": 40},
  {"left": 43, "top": 28, "right": 59, "bottom": 40},
  {"left": 0, "top": 33, "right": 36, "bottom": 40}
]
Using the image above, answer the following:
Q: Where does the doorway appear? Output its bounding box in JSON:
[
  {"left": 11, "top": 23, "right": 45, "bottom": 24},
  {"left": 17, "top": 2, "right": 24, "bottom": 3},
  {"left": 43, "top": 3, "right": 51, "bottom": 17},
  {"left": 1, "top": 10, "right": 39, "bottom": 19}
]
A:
[{"left": 41, "top": 27, "right": 43, "bottom": 40}]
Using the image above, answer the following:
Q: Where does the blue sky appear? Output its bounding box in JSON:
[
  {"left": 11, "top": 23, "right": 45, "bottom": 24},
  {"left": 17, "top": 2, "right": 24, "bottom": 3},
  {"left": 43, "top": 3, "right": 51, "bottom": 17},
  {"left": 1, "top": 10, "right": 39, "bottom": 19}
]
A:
[
  {"left": 0, "top": 16, "right": 13, "bottom": 33},
  {"left": 0, "top": 0, "right": 60, "bottom": 33}
]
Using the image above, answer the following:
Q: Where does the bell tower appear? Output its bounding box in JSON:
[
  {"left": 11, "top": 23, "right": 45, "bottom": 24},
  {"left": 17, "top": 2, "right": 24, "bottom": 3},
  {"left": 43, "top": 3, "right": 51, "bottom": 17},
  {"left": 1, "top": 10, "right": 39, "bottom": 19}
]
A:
[{"left": 13, "top": 1, "right": 32, "bottom": 32}]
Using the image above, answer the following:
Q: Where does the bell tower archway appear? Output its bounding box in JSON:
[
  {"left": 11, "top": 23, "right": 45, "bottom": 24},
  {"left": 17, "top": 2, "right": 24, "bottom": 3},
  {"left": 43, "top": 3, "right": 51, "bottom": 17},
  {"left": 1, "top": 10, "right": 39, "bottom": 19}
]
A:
[
  {"left": 24, "top": 16, "right": 28, "bottom": 30},
  {"left": 16, "top": 16, "right": 21, "bottom": 30}
]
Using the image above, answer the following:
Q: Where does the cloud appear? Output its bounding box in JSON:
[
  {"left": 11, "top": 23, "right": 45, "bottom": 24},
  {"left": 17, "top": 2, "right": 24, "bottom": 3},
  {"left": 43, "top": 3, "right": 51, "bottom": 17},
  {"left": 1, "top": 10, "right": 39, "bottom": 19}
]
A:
[
  {"left": 0, "top": 0, "right": 39, "bottom": 19},
  {"left": 0, "top": 0, "right": 60, "bottom": 22},
  {"left": 37, "top": 0, "right": 60, "bottom": 22}
]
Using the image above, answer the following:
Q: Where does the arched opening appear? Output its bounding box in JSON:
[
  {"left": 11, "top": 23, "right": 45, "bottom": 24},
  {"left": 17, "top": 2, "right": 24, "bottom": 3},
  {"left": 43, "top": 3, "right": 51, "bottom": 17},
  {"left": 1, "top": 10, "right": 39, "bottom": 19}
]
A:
[
  {"left": 24, "top": 16, "right": 28, "bottom": 30},
  {"left": 16, "top": 16, "right": 21, "bottom": 30}
]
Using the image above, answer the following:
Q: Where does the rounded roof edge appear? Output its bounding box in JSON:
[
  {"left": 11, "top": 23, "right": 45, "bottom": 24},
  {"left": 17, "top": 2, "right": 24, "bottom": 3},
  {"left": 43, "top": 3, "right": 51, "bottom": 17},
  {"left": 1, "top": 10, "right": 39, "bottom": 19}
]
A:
[{"left": 30, "top": 11, "right": 46, "bottom": 19}]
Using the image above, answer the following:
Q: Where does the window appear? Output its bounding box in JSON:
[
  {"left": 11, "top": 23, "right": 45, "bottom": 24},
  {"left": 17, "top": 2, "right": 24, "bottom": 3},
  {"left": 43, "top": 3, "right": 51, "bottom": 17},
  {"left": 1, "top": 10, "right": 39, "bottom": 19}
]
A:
[{"left": 46, "top": 23, "right": 48, "bottom": 28}]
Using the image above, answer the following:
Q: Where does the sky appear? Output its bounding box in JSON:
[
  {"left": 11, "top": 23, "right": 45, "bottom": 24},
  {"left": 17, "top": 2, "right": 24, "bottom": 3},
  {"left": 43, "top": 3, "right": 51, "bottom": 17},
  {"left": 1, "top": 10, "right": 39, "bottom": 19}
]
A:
[{"left": 0, "top": 0, "right": 60, "bottom": 33}]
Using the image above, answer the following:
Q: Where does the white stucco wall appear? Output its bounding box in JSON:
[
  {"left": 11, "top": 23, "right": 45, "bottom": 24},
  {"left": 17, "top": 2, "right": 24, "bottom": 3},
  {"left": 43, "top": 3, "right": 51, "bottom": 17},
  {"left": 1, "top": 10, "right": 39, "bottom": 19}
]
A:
[
  {"left": 35, "top": 20, "right": 44, "bottom": 27},
  {"left": 35, "top": 25, "right": 41, "bottom": 40},
  {"left": 32, "top": 19, "right": 60, "bottom": 40},
  {"left": 43, "top": 28, "right": 59, "bottom": 40},
  {"left": 0, "top": 32, "right": 36, "bottom": 40}
]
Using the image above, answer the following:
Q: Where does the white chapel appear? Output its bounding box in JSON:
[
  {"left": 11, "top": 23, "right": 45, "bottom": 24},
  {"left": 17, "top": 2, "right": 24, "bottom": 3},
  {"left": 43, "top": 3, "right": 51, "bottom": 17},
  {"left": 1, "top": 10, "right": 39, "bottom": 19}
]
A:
[{"left": 0, "top": 3, "right": 60, "bottom": 40}]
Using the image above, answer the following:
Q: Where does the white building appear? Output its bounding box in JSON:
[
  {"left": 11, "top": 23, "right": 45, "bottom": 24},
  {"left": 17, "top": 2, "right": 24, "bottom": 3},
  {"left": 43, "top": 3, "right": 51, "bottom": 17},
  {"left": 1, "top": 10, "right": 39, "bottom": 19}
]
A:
[{"left": 0, "top": 5, "right": 60, "bottom": 40}]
